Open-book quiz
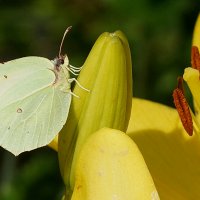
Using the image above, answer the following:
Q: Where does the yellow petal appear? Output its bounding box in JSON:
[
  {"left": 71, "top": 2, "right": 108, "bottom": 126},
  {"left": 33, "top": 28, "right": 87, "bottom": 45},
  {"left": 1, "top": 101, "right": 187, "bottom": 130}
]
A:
[
  {"left": 58, "top": 31, "right": 132, "bottom": 190},
  {"left": 183, "top": 67, "right": 200, "bottom": 103},
  {"left": 193, "top": 13, "right": 200, "bottom": 48},
  {"left": 127, "top": 98, "right": 179, "bottom": 134},
  {"left": 127, "top": 98, "right": 200, "bottom": 199},
  {"left": 71, "top": 128, "right": 159, "bottom": 200}
]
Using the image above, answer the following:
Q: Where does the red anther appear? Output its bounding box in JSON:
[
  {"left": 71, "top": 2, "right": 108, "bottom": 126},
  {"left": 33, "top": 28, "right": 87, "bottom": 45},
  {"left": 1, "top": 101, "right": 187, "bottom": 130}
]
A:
[
  {"left": 173, "top": 88, "right": 193, "bottom": 136},
  {"left": 177, "top": 76, "right": 184, "bottom": 94},
  {"left": 191, "top": 46, "right": 200, "bottom": 70}
]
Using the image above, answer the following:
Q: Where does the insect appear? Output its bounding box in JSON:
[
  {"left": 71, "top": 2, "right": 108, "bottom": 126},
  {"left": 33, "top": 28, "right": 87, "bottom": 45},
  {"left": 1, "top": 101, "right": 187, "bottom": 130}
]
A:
[{"left": 0, "top": 26, "right": 81, "bottom": 155}]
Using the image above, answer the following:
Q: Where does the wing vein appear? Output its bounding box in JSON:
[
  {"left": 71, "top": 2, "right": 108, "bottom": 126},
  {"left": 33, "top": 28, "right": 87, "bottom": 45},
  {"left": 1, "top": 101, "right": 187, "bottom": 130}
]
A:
[{"left": 46, "top": 88, "right": 55, "bottom": 142}]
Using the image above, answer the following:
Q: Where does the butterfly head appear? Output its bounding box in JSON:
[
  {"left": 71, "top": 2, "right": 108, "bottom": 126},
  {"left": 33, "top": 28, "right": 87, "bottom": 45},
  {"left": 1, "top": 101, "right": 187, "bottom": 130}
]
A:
[{"left": 53, "top": 55, "right": 69, "bottom": 72}]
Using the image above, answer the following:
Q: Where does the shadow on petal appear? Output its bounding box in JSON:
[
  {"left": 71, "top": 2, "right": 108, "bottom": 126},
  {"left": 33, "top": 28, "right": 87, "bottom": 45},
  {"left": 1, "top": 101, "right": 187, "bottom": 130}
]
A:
[{"left": 128, "top": 98, "right": 200, "bottom": 199}]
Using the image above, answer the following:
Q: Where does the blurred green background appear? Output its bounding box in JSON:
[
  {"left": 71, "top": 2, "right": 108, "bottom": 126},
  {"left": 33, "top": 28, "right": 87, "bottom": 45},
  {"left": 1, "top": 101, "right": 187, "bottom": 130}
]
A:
[{"left": 0, "top": 0, "right": 199, "bottom": 199}]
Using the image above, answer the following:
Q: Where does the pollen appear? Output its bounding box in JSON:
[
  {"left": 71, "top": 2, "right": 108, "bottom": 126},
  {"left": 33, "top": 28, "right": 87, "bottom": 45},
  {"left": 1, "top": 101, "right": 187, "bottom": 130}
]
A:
[
  {"left": 173, "top": 88, "right": 193, "bottom": 136},
  {"left": 191, "top": 46, "right": 200, "bottom": 70}
]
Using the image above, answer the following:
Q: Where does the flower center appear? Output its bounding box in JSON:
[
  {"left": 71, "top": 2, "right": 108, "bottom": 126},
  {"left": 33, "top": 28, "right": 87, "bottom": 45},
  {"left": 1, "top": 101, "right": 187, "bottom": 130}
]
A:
[{"left": 172, "top": 46, "right": 200, "bottom": 136}]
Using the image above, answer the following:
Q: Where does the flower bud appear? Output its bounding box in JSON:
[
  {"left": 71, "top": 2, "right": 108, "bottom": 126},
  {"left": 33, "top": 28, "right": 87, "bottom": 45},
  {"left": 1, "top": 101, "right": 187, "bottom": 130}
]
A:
[{"left": 58, "top": 31, "right": 132, "bottom": 195}]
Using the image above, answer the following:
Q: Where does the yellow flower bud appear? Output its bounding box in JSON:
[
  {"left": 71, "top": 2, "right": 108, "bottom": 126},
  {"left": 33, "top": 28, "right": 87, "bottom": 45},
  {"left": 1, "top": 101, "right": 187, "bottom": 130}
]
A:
[
  {"left": 71, "top": 128, "right": 159, "bottom": 200},
  {"left": 58, "top": 31, "right": 132, "bottom": 196}
]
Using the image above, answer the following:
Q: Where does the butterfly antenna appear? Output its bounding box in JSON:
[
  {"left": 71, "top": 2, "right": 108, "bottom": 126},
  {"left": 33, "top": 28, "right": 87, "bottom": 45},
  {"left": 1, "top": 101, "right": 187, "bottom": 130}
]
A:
[{"left": 59, "top": 26, "right": 72, "bottom": 57}]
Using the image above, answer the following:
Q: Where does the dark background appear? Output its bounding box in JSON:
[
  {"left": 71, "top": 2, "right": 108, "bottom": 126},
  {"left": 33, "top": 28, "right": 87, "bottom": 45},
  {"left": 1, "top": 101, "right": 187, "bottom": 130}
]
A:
[{"left": 0, "top": 0, "right": 199, "bottom": 199}]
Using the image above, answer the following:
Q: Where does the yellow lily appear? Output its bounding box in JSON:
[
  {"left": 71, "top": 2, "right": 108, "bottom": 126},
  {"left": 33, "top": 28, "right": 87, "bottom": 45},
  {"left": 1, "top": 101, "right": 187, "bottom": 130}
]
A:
[
  {"left": 50, "top": 13, "right": 200, "bottom": 199},
  {"left": 128, "top": 13, "right": 200, "bottom": 199}
]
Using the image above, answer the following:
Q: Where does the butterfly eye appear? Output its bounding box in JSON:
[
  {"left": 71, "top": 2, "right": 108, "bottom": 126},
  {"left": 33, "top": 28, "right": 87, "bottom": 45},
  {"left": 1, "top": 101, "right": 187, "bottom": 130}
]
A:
[
  {"left": 53, "top": 57, "right": 65, "bottom": 71},
  {"left": 60, "top": 58, "right": 64, "bottom": 65},
  {"left": 57, "top": 58, "right": 64, "bottom": 67}
]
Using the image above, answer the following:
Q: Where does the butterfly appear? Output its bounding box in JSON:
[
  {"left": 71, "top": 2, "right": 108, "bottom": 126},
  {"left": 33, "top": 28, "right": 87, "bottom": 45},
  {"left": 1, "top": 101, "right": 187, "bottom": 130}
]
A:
[{"left": 0, "top": 26, "right": 82, "bottom": 155}]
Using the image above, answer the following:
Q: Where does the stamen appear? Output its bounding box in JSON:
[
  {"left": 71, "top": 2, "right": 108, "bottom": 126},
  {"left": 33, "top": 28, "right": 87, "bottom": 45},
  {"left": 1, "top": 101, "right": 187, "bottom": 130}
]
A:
[
  {"left": 191, "top": 46, "right": 200, "bottom": 70},
  {"left": 173, "top": 88, "right": 193, "bottom": 136},
  {"left": 177, "top": 76, "right": 184, "bottom": 95}
]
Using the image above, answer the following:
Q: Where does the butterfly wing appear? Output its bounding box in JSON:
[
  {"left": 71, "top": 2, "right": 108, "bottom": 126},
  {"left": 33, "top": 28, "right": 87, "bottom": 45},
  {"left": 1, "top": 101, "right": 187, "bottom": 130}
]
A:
[{"left": 0, "top": 57, "right": 71, "bottom": 155}]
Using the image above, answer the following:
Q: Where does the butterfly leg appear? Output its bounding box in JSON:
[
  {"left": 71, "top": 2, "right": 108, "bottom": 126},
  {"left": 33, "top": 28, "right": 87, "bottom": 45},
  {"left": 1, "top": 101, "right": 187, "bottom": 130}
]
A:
[
  {"left": 69, "top": 65, "right": 82, "bottom": 71},
  {"left": 66, "top": 68, "right": 79, "bottom": 76},
  {"left": 69, "top": 91, "right": 80, "bottom": 98},
  {"left": 68, "top": 78, "right": 90, "bottom": 92}
]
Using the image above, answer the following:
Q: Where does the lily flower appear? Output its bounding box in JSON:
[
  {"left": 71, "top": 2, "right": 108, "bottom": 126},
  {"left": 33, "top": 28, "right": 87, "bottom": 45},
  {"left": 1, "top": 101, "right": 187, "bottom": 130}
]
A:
[
  {"left": 50, "top": 13, "right": 200, "bottom": 199},
  {"left": 56, "top": 31, "right": 159, "bottom": 199},
  {"left": 128, "top": 13, "right": 200, "bottom": 199}
]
